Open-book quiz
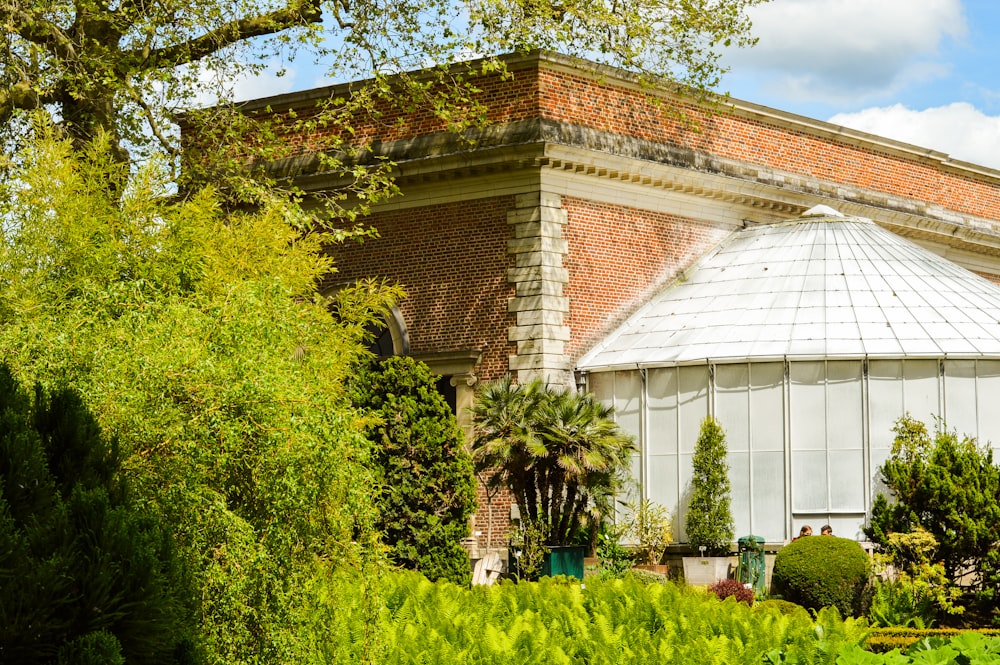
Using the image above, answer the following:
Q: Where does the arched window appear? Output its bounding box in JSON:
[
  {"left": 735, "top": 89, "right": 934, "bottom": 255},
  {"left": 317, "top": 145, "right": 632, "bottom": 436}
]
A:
[{"left": 365, "top": 305, "right": 410, "bottom": 358}]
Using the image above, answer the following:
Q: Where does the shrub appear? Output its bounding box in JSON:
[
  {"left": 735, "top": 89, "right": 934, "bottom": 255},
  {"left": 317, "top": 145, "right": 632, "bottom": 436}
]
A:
[
  {"left": 755, "top": 599, "right": 811, "bottom": 621},
  {"left": 685, "top": 416, "right": 734, "bottom": 555},
  {"left": 0, "top": 366, "right": 194, "bottom": 664},
  {"left": 868, "top": 528, "right": 963, "bottom": 628},
  {"left": 866, "top": 416, "right": 1000, "bottom": 612},
  {"left": 622, "top": 498, "right": 671, "bottom": 565},
  {"left": 350, "top": 356, "right": 477, "bottom": 585},
  {"left": 709, "top": 578, "right": 754, "bottom": 605},
  {"left": 772, "top": 535, "right": 871, "bottom": 617}
]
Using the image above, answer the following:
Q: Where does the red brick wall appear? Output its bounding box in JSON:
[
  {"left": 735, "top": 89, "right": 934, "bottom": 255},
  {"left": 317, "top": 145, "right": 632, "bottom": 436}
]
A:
[
  {"left": 562, "top": 198, "right": 731, "bottom": 359},
  {"left": 328, "top": 197, "right": 516, "bottom": 382},
  {"left": 534, "top": 68, "right": 1000, "bottom": 222}
]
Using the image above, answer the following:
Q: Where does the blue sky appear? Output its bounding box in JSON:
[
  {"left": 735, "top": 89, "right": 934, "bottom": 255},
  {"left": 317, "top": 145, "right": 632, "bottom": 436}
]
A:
[{"left": 229, "top": 0, "right": 1000, "bottom": 170}]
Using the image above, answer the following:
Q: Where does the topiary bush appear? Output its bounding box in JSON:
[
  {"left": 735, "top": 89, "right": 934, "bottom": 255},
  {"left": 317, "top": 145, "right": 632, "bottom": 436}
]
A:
[
  {"left": 708, "top": 578, "right": 754, "bottom": 605},
  {"left": 685, "top": 416, "right": 734, "bottom": 555},
  {"left": 350, "top": 356, "right": 477, "bottom": 585},
  {"left": 772, "top": 535, "right": 871, "bottom": 617}
]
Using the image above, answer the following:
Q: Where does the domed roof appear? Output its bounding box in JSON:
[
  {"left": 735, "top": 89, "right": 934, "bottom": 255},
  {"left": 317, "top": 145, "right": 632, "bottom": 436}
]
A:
[{"left": 578, "top": 208, "right": 1000, "bottom": 370}]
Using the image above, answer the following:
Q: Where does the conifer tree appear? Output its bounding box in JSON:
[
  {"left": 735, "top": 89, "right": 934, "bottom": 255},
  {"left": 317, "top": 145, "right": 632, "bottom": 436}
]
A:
[
  {"left": 0, "top": 365, "right": 194, "bottom": 665},
  {"left": 685, "top": 416, "right": 734, "bottom": 555},
  {"left": 866, "top": 415, "right": 1000, "bottom": 612},
  {"left": 350, "top": 356, "right": 477, "bottom": 585}
]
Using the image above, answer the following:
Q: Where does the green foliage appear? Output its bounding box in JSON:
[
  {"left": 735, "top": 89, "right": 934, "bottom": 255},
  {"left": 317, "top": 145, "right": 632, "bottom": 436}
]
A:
[
  {"left": 596, "top": 527, "right": 635, "bottom": 579},
  {"left": 509, "top": 518, "right": 550, "bottom": 580},
  {"left": 368, "top": 569, "right": 868, "bottom": 663},
  {"left": 865, "top": 627, "right": 1000, "bottom": 654},
  {"left": 349, "top": 356, "right": 477, "bottom": 585},
  {"left": 471, "top": 376, "right": 635, "bottom": 546},
  {"left": 869, "top": 580, "right": 938, "bottom": 630},
  {"left": 756, "top": 599, "right": 812, "bottom": 622},
  {"left": 772, "top": 535, "right": 871, "bottom": 618},
  {"left": 685, "top": 416, "right": 735, "bottom": 555},
  {"left": 842, "top": 631, "right": 1000, "bottom": 664},
  {"left": 621, "top": 498, "right": 672, "bottom": 565},
  {"left": 0, "top": 128, "right": 396, "bottom": 663},
  {"left": 866, "top": 416, "right": 1000, "bottom": 612},
  {"left": 868, "top": 529, "right": 963, "bottom": 628},
  {"left": 0, "top": 365, "right": 195, "bottom": 664}
]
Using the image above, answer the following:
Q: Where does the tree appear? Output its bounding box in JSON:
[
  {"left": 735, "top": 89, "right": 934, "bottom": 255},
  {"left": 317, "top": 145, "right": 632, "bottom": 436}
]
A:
[
  {"left": 349, "top": 356, "right": 477, "bottom": 586},
  {"left": 0, "top": 127, "right": 400, "bottom": 663},
  {"left": 0, "top": 0, "right": 764, "bottom": 183},
  {"left": 0, "top": 365, "right": 195, "bottom": 665},
  {"left": 470, "top": 376, "right": 635, "bottom": 547},
  {"left": 685, "top": 416, "right": 734, "bottom": 555},
  {"left": 865, "top": 416, "right": 1000, "bottom": 612}
]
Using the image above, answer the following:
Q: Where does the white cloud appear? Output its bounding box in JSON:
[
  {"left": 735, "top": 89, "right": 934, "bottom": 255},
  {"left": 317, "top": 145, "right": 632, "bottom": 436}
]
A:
[
  {"left": 829, "top": 102, "right": 1000, "bottom": 170},
  {"left": 730, "top": 0, "right": 966, "bottom": 103}
]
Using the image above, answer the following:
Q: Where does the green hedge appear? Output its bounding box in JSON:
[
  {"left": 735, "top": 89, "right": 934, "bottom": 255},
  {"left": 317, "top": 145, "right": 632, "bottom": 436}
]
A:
[
  {"left": 772, "top": 536, "right": 870, "bottom": 617},
  {"left": 865, "top": 627, "right": 1000, "bottom": 653}
]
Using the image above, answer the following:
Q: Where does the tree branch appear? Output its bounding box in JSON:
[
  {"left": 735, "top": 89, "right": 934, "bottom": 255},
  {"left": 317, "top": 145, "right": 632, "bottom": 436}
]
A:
[
  {"left": 11, "top": 7, "right": 78, "bottom": 61},
  {"left": 135, "top": 0, "right": 322, "bottom": 70},
  {"left": 0, "top": 80, "right": 44, "bottom": 124}
]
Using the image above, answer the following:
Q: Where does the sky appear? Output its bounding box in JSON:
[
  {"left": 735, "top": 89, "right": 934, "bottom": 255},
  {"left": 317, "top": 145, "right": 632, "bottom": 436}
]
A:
[{"left": 229, "top": 0, "right": 1000, "bottom": 171}]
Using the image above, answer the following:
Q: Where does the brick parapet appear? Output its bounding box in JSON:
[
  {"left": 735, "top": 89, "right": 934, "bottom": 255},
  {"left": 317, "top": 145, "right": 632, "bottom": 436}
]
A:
[{"left": 239, "top": 54, "right": 1000, "bottom": 233}]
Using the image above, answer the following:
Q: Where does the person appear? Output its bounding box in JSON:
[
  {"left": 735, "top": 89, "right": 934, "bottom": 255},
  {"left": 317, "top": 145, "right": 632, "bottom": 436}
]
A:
[
  {"left": 792, "top": 525, "right": 812, "bottom": 541},
  {"left": 820, "top": 524, "right": 833, "bottom": 536}
]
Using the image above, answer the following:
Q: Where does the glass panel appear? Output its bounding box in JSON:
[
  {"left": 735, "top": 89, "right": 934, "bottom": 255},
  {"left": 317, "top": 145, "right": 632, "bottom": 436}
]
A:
[
  {"left": 977, "top": 361, "right": 1000, "bottom": 455},
  {"left": 870, "top": 446, "right": 892, "bottom": 503},
  {"left": 792, "top": 450, "right": 828, "bottom": 512},
  {"left": 790, "top": 362, "right": 826, "bottom": 451},
  {"left": 750, "top": 363, "right": 785, "bottom": 452},
  {"left": 827, "top": 361, "right": 863, "bottom": 451},
  {"left": 944, "top": 360, "right": 978, "bottom": 439},
  {"left": 902, "top": 360, "right": 940, "bottom": 426},
  {"left": 678, "top": 366, "right": 709, "bottom": 454},
  {"left": 647, "top": 368, "right": 678, "bottom": 456},
  {"left": 728, "top": 450, "right": 750, "bottom": 538},
  {"left": 647, "top": 454, "right": 679, "bottom": 540},
  {"left": 752, "top": 451, "right": 786, "bottom": 541},
  {"left": 589, "top": 371, "right": 615, "bottom": 407},
  {"left": 869, "top": 360, "right": 904, "bottom": 454},
  {"left": 829, "top": 450, "right": 865, "bottom": 512},
  {"left": 716, "top": 364, "right": 750, "bottom": 453},
  {"left": 678, "top": 451, "right": 694, "bottom": 541},
  {"left": 615, "top": 370, "right": 642, "bottom": 442}
]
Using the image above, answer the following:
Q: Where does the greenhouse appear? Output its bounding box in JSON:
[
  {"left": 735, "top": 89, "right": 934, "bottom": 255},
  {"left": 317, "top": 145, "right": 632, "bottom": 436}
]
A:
[{"left": 579, "top": 206, "right": 1000, "bottom": 543}]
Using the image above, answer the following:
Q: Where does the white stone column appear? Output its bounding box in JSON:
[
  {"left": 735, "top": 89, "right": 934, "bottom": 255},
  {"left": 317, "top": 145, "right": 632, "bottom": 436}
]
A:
[{"left": 506, "top": 192, "right": 573, "bottom": 387}]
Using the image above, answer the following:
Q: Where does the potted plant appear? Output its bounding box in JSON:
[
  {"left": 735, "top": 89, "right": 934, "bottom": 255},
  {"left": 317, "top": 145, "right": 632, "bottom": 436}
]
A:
[
  {"left": 682, "top": 416, "right": 735, "bottom": 585},
  {"left": 470, "top": 377, "right": 635, "bottom": 580},
  {"left": 624, "top": 498, "right": 671, "bottom": 575}
]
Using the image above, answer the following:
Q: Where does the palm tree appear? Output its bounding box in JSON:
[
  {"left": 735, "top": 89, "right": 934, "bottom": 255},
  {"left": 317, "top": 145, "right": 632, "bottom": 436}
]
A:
[{"left": 470, "top": 377, "right": 634, "bottom": 547}]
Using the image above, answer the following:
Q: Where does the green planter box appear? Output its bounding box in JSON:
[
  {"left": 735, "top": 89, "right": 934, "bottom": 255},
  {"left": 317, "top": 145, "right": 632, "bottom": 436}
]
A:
[{"left": 543, "top": 546, "right": 586, "bottom": 579}]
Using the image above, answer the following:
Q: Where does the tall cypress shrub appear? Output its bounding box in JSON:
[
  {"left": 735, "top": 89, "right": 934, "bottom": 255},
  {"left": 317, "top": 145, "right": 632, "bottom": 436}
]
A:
[
  {"left": 350, "top": 356, "right": 477, "bottom": 585},
  {"left": 685, "top": 416, "right": 735, "bottom": 555},
  {"left": 0, "top": 365, "right": 195, "bottom": 665}
]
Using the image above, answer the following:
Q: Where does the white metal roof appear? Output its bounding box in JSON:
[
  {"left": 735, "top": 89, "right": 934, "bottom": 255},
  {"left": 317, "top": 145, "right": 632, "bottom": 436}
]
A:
[{"left": 577, "top": 209, "right": 1000, "bottom": 370}]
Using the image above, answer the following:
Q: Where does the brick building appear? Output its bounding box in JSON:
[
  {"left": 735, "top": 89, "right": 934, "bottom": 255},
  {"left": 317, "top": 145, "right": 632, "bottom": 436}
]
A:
[{"left": 238, "top": 50, "right": 1000, "bottom": 549}]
